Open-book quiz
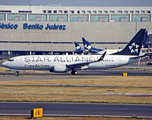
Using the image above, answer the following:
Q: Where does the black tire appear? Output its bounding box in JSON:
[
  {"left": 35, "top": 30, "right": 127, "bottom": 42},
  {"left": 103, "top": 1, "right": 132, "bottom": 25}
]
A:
[
  {"left": 71, "top": 70, "right": 78, "bottom": 75},
  {"left": 15, "top": 71, "right": 19, "bottom": 76}
]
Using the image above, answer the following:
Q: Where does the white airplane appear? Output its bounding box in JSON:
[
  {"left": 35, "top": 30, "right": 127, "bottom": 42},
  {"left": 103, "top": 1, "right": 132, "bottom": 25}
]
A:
[
  {"left": 82, "top": 37, "right": 122, "bottom": 55},
  {"left": 74, "top": 38, "right": 121, "bottom": 55},
  {"left": 2, "top": 29, "right": 146, "bottom": 75}
]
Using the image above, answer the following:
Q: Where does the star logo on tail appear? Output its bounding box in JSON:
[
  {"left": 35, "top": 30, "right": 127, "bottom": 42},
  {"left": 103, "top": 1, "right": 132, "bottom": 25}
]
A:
[{"left": 129, "top": 42, "right": 139, "bottom": 53}]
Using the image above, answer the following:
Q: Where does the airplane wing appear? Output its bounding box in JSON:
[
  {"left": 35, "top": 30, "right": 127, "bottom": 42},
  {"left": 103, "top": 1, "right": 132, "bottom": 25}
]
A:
[{"left": 67, "top": 52, "right": 106, "bottom": 69}]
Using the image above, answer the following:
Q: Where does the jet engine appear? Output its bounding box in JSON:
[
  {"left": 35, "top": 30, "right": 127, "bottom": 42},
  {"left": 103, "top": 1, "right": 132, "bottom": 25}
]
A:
[{"left": 49, "top": 65, "right": 68, "bottom": 73}]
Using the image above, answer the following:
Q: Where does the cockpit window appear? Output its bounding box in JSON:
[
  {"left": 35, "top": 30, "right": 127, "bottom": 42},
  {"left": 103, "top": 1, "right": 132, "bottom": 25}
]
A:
[{"left": 8, "top": 59, "right": 14, "bottom": 62}]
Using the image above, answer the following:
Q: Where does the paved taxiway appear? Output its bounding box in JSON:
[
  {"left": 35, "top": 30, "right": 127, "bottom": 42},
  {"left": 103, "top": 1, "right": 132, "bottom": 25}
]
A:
[
  {"left": 0, "top": 102, "right": 152, "bottom": 118},
  {"left": 0, "top": 70, "right": 151, "bottom": 82},
  {"left": 0, "top": 68, "right": 152, "bottom": 81}
]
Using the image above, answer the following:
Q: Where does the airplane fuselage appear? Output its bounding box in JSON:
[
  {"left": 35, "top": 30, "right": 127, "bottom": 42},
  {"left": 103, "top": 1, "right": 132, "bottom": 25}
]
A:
[{"left": 2, "top": 54, "right": 139, "bottom": 72}]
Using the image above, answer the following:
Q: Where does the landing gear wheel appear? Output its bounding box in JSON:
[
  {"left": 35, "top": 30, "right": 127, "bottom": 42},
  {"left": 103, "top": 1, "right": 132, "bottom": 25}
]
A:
[
  {"left": 15, "top": 71, "right": 19, "bottom": 76},
  {"left": 71, "top": 70, "right": 78, "bottom": 75}
]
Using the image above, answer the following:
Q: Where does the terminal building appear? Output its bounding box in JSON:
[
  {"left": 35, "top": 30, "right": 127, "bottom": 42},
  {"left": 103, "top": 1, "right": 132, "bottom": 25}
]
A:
[{"left": 0, "top": 5, "right": 152, "bottom": 56}]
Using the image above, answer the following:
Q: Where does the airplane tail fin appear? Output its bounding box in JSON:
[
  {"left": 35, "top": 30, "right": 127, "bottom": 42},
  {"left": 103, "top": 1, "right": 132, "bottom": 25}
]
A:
[
  {"left": 112, "top": 29, "right": 146, "bottom": 56},
  {"left": 82, "top": 37, "right": 92, "bottom": 50},
  {"left": 74, "top": 42, "right": 83, "bottom": 54}
]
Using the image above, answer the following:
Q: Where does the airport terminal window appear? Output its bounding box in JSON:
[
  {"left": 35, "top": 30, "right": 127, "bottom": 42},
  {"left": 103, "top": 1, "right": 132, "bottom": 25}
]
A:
[
  {"left": 15, "top": 16, "right": 22, "bottom": 21},
  {"left": 54, "top": 10, "right": 57, "bottom": 13},
  {"left": 48, "top": 10, "right": 52, "bottom": 13},
  {"left": 93, "top": 11, "right": 97, "bottom": 14},
  {"left": 70, "top": 15, "right": 88, "bottom": 22},
  {"left": 104, "top": 11, "right": 108, "bottom": 14},
  {"left": 111, "top": 15, "right": 129, "bottom": 22},
  {"left": 59, "top": 10, "right": 62, "bottom": 13},
  {"left": 141, "top": 11, "right": 145, "bottom": 14},
  {"left": 10, "top": 51, "right": 30, "bottom": 55},
  {"left": 141, "top": 17, "right": 149, "bottom": 22},
  {"left": 49, "top": 15, "right": 68, "bottom": 22},
  {"left": 53, "top": 51, "right": 72, "bottom": 55},
  {"left": 57, "top": 17, "right": 64, "bottom": 22},
  {"left": 90, "top": 15, "right": 109, "bottom": 22},
  {"left": 28, "top": 14, "right": 47, "bottom": 21},
  {"left": 98, "top": 11, "right": 102, "bottom": 14},
  {"left": 78, "top": 17, "right": 85, "bottom": 22},
  {"left": 36, "top": 17, "right": 43, "bottom": 21},
  {"left": 99, "top": 17, "right": 106, "bottom": 22},
  {"left": 82, "top": 11, "right": 85, "bottom": 14},
  {"left": 7, "top": 14, "right": 26, "bottom": 21},
  {"left": 18, "top": 11, "right": 32, "bottom": 13},
  {"left": 77, "top": 11, "right": 80, "bottom": 14},
  {"left": 117, "top": 11, "right": 122, "bottom": 14},
  {"left": 132, "top": 15, "right": 150, "bottom": 22},
  {"left": 1, "top": 51, "right": 8, "bottom": 55},
  {"left": 124, "top": 11, "right": 128, "bottom": 14},
  {"left": 130, "top": 11, "right": 134, "bottom": 14},
  {"left": 147, "top": 11, "right": 151, "bottom": 13},
  {"left": 120, "top": 17, "right": 128, "bottom": 22},
  {"left": 0, "top": 14, "right": 5, "bottom": 20},
  {"left": 135, "top": 11, "right": 139, "bottom": 14},
  {"left": 0, "top": 10, "right": 11, "bottom": 13},
  {"left": 64, "top": 10, "right": 68, "bottom": 13},
  {"left": 32, "top": 51, "right": 52, "bottom": 55},
  {"left": 43, "top": 10, "right": 46, "bottom": 13},
  {"left": 87, "top": 11, "right": 91, "bottom": 14},
  {"left": 110, "top": 11, "right": 114, "bottom": 14},
  {"left": 70, "top": 10, "right": 74, "bottom": 14}
]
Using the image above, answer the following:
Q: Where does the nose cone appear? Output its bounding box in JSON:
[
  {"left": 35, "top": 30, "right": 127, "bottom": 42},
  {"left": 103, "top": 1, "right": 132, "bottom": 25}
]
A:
[{"left": 2, "top": 61, "right": 8, "bottom": 68}]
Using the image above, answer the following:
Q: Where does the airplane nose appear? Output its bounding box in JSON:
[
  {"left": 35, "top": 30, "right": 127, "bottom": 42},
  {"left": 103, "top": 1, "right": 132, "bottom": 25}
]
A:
[{"left": 2, "top": 61, "right": 8, "bottom": 67}]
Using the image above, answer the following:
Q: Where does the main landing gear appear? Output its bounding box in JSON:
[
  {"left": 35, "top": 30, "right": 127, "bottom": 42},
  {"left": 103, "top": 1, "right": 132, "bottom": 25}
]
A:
[
  {"left": 71, "top": 70, "right": 78, "bottom": 75},
  {"left": 15, "top": 71, "right": 19, "bottom": 76}
]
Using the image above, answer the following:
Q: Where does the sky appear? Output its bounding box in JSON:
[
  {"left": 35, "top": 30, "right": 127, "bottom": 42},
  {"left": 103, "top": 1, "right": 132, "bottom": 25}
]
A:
[{"left": 0, "top": 0, "right": 152, "bottom": 6}]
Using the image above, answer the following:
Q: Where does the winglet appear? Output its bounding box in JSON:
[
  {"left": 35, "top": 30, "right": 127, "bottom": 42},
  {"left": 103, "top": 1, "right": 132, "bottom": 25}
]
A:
[{"left": 96, "top": 52, "right": 106, "bottom": 62}]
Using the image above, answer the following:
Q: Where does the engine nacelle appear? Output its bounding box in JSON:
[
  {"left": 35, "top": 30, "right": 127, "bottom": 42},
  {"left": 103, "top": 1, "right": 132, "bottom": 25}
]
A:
[{"left": 49, "top": 65, "right": 68, "bottom": 73}]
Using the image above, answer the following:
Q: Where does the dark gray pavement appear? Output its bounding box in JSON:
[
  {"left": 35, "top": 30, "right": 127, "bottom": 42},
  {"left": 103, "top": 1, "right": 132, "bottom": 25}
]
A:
[
  {"left": 0, "top": 102, "right": 152, "bottom": 118},
  {"left": 0, "top": 68, "right": 152, "bottom": 81}
]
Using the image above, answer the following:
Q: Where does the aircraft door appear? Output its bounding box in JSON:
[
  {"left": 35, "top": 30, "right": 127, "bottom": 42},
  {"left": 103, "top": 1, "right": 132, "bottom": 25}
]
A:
[
  {"left": 19, "top": 59, "right": 23, "bottom": 65},
  {"left": 118, "top": 57, "right": 122, "bottom": 65}
]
